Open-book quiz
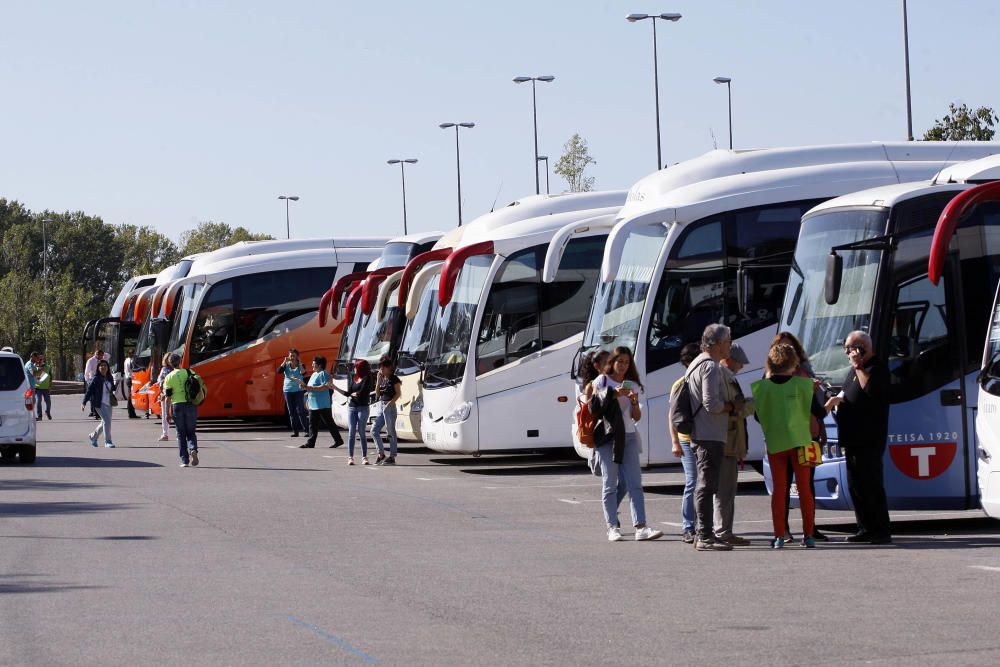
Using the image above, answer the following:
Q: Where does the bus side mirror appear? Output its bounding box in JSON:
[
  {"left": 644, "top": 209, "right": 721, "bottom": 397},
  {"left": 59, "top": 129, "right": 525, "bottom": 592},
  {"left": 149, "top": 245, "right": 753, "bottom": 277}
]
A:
[
  {"left": 152, "top": 320, "right": 171, "bottom": 347},
  {"left": 825, "top": 252, "right": 843, "bottom": 305},
  {"left": 736, "top": 265, "right": 750, "bottom": 317}
]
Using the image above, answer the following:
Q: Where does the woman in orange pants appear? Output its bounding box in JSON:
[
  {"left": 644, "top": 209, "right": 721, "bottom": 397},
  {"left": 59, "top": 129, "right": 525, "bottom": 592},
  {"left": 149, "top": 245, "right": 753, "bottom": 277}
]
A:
[{"left": 751, "top": 343, "right": 826, "bottom": 548}]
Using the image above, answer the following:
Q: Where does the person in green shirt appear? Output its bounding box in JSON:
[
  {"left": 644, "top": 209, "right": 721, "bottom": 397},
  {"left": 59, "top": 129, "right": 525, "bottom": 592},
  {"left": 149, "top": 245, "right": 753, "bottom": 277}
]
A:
[
  {"left": 162, "top": 353, "right": 200, "bottom": 468},
  {"left": 751, "top": 343, "right": 826, "bottom": 549},
  {"left": 33, "top": 353, "right": 52, "bottom": 420}
]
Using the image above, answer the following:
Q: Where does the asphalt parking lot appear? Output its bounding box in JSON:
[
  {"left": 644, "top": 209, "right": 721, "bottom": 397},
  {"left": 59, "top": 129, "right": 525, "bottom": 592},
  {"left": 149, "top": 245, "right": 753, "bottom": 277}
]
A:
[{"left": 3, "top": 395, "right": 1000, "bottom": 666}]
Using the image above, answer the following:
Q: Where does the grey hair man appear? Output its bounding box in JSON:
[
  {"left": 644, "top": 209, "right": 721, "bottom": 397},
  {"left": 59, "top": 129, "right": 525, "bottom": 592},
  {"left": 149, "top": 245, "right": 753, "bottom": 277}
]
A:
[
  {"left": 825, "top": 330, "right": 891, "bottom": 544},
  {"left": 685, "top": 323, "right": 745, "bottom": 551}
]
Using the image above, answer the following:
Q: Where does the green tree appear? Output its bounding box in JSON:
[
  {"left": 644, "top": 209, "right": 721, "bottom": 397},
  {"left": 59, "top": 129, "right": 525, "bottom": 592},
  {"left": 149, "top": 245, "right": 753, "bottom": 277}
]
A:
[
  {"left": 114, "top": 224, "right": 181, "bottom": 278},
  {"left": 179, "top": 221, "right": 273, "bottom": 256},
  {"left": 0, "top": 271, "right": 38, "bottom": 355},
  {"left": 554, "top": 133, "right": 596, "bottom": 192},
  {"left": 923, "top": 103, "right": 998, "bottom": 141}
]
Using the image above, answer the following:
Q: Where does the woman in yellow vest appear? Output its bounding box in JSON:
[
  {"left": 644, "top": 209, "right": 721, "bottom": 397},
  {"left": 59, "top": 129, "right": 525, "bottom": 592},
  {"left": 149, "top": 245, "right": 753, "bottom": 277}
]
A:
[{"left": 751, "top": 343, "right": 825, "bottom": 548}]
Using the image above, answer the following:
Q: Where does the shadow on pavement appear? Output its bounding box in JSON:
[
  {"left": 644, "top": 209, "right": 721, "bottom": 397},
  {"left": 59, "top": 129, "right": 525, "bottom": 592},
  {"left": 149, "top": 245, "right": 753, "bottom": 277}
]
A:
[
  {"left": 0, "top": 535, "right": 158, "bottom": 541},
  {"left": 0, "top": 574, "right": 104, "bottom": 595},
  {"left": 1, "top": 501, "right": 136, "bottom": 518},
  {"left": 29, "top": 457, "right": 163, "bottom": 468},
  {"left": 0, "top": 479, "right": 103, "bottom": 491},
  {"left": 645, "top": 479, "right": 768, "bottom": 496}
]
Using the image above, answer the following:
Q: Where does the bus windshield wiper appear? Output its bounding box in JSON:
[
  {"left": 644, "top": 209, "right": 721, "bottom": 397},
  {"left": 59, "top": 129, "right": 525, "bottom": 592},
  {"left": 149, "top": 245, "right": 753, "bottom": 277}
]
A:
[{"left": 423, "top": 366, "right": 459, "bottom": 386}]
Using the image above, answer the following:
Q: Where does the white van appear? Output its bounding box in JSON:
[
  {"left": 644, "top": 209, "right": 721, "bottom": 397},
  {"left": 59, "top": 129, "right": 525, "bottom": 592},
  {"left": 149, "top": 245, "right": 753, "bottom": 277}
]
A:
[{"left": 0, "top": 350, "right": 37, "bottom": 464}]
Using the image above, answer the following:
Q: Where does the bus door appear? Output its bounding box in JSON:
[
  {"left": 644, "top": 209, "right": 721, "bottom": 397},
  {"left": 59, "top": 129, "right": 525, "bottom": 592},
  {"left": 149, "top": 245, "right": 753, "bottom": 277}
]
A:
[
  {"left": 881, "top": 257, "right": 974, "bottom": 509},
  {"left": 93, "top": 317, "right": 123, "bottom": 373},
  {"left": 979, "top": 284, "right": 1000, "bottom": 517}
]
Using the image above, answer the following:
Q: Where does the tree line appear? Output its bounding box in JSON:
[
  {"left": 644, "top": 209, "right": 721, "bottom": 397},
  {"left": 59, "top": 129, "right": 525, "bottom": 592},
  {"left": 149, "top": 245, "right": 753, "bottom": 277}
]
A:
[{"left": 0, "top": 202, "right": 270, "bottom": 380}]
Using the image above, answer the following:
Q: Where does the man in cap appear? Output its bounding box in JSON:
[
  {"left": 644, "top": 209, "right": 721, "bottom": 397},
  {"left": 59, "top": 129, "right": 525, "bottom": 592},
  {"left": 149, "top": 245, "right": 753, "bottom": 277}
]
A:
[{"left": 713, "top": 342, "right": 755, "bottom": 545}]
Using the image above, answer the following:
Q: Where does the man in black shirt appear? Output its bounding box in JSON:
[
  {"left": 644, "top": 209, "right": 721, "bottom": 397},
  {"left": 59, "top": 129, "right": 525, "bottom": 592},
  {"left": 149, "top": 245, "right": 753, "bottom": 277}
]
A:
[{"left": 826, "top": 331, "right": 892, "bottom": 544}]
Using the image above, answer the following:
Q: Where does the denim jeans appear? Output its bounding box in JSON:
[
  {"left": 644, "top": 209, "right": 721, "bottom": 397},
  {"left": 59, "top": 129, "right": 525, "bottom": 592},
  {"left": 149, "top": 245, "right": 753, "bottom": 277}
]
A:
[
  {"left": 284, "top": 391, "right": 309, "bottom": 436},
  {"left": 91, "top": 404, "right": 113, "bottom": 445},
  {"left": 372, "top": 401, "right": 398, "bottom": 457},
  {"left": 595, "top": 431, "right": 646, "bottom": 528},
  {"left": 692, "top": 440, "right": 725, "bottom": 540},
  {"left": 679, "top": 440, "right": 697, "bottom": 533},
  {"left": 34, "top": 389, "right": 51, "bottom": 417},
  {"left": 347, "top": 404, "right": 370, "bottom": 458},
  {"left": 173, "top": 402, "right": 198, "bottom": 464}
]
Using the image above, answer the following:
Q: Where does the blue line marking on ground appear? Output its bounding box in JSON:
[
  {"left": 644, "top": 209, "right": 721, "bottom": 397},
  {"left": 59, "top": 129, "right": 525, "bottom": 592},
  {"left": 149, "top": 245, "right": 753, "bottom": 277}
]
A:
[{"left": 286, "top": 615, "right": 378, "bottom": 664}]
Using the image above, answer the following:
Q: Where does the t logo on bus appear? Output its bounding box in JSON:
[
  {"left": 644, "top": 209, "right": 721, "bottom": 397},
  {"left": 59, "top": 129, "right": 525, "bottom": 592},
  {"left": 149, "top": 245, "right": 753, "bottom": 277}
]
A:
[{"left": 889, "top": 441, "right": 958, "bottom": 479}]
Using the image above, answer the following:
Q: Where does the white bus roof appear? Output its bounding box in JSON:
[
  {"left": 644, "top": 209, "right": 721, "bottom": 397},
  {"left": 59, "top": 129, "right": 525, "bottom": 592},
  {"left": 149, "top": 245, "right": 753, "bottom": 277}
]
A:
[
  {"left": 622, "top": 142, "right": 1000, "bottom": 222},
  {"left": 182, "top": 248, "right": 339, "bottom": 285},
  {"left": 458, "top": 192, "right": 627, "bottom": 252},
  {"left": 807, "top": 154, "right": 1000, "bottom": 215},
  {"left": 602, "top": 143, "right": 1000, "bottom": 281},
  {"left": 387, "top": 231, "right": 445, "bottom": 245},
  {"left": 460, "top": 190, "right": 627, "bottom": 236}
]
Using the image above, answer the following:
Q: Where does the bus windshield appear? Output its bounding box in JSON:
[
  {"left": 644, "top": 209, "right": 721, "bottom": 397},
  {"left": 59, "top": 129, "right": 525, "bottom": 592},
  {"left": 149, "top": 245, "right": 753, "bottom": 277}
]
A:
[
  {"left": 335, "top": 312, "right": 364, "bottom": 378},
  {"left": 423, "top": 255, "right": 493, "bottom": 388},
  {"left": 583, "top": 225, "right": 667, "bottom": 353},
  {"left": 397, "top": 283, "right": 440, "bottom": 376},
  {"left": 166, "top": 283, "right": 204, "bottom": 360},
  {"left": 782, "top": 208, "right": 888, "bottom": 385},
  {"left": 354, "top": 284, "right": 403, "bottom": 365},
  {"left": 132, "top": 318, "right": 154, "bottom": 373}
]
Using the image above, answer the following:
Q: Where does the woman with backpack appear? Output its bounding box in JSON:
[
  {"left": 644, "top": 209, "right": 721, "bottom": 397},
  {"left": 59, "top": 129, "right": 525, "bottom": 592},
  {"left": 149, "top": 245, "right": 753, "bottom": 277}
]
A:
[
  {"left": 81, "top": 358, "right": 117, "bottom": 448},
  {"left": 668, "top": 342, "right": 703, "bottom": 543},
  {"left": 333, "top": 359, "right": 374, "bottom": 465},
  {"left": 588, "top": 346, "right": 663, "bottom": 542}
]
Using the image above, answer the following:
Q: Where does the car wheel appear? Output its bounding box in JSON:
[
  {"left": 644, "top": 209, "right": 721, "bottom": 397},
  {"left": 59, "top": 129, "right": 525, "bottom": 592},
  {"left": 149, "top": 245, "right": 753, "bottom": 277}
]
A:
[{"left": 19, "top": 446, "right": 36, "bottom": 464}]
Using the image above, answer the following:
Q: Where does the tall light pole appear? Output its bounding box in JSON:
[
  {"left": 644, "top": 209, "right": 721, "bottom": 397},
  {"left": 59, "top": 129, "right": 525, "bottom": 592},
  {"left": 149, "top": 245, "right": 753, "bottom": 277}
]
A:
[
  {"left": 902, "top": 0, "right": 914, "bottom": 141},
  {"left": 536, "top": 156, "right": 550, "bottom": 195},
  {"left": 626, "top": 12, "right": 682, "bottom": 169},
  {"left": 41, "top": 218, "right": 54, "bottom": 356},
  {"left": 513, "top": 75, "right": 555, "bottom": 194},
  {"left": 713, "top": 76, "right": 733, "bottom": 150},
  {"left": 387, "top": 158, "right": 418, "bottom": 235},
  {"left": 277, "top": 195, "right": 299, "bottom": 239},
  {"left": 439, "top": 122, "right": 475, "bottom": 226}
]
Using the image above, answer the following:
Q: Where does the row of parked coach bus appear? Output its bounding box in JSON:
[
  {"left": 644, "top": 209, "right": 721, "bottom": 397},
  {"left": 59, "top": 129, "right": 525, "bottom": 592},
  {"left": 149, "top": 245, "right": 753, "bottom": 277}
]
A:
[{"left": 87, "top": 142, "right": 1000, "bottom": 518}]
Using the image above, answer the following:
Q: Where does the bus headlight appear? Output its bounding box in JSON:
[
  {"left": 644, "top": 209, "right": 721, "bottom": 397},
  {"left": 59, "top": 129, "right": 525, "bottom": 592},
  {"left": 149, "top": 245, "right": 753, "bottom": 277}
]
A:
[
  {"left": 410, "top": 396, "right": 423, "bottom": 413},
  {"left": 444, "top": 401, "right": 472, "bottom": 424}
]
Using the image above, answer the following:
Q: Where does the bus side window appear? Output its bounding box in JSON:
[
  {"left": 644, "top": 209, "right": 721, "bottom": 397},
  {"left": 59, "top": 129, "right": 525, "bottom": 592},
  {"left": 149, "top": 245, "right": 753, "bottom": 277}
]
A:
[
  {"left": 646, "top": 220, "right": 725, "bottom": 373},
  {"left": 476, "top": 248, "right": 540, "bottom": 374},
  {"left": 234, "top": 267, "right": 336, "bottom": 346},
  {"left": 191, "top": 280, "right": 235, "bottom": 364},
  {"left": 886, "top": 273, "right": 958, "bottom": 403},
  {"left": 724, "top": 202, "right": 818, "bottom": 340},
  {"left": 540, "top": 236, "right": 605, "bottom": 347}
]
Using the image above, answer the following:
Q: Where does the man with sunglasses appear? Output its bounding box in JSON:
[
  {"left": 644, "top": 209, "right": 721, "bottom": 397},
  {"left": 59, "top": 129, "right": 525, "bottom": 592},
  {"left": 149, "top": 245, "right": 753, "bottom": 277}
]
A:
[{"left": 825, "top": 331, "right": 892, "bottom": 544}]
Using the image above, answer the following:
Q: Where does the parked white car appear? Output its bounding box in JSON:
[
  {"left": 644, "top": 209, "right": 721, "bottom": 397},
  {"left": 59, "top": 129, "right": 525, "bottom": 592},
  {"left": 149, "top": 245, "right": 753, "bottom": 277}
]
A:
[{"left": 0, "top": 350, "right": 37, "bottom": 464}]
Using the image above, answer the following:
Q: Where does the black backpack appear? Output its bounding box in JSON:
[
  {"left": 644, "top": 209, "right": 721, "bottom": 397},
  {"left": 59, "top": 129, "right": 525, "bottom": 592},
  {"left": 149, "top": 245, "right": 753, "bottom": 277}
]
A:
[
  {"left": 669, "top": 359, "right": 711, "bottom": 436},
  {"left": 184, "top": 369, "right": 208, "bottom": 406}
]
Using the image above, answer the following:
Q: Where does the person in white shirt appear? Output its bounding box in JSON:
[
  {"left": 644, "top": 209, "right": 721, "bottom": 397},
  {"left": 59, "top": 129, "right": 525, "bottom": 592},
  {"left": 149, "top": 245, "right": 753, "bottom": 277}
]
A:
[{"left": 84, "top": 348, "right": 104, "bottom": 419}]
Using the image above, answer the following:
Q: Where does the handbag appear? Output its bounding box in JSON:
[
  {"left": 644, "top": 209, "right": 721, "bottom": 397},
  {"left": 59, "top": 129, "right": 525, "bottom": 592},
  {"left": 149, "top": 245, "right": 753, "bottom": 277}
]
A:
[
  {"left": 110, "top": 394, "right": 119, "bottom": 407},
  {"left": 797, "top": 441, "right": 822, "bottom": 467}
]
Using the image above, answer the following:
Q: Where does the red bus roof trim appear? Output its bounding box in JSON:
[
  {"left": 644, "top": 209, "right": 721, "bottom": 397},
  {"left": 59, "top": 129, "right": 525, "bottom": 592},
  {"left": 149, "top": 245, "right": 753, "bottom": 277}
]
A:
[
  {"left": 929, "top": 180, "right": 1000, "bottom": 285},
  {"left": 438, "top": 241, "right": 495, "bottom": 308}
]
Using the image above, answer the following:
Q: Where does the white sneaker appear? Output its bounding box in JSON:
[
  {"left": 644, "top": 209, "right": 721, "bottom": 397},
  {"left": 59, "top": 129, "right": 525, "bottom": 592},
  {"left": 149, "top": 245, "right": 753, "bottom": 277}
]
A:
[
  {"left": 158, "top": 434, "right": 169, "bottom": 442},
  {"left": 635, "top": 526, "right": 664, "bottom": 541},
  {"left": 179, "top": 463, "right": 188, "bottom": 468},
  {"left": 607, "top": 526, "right": 624, "bottom": 542}
]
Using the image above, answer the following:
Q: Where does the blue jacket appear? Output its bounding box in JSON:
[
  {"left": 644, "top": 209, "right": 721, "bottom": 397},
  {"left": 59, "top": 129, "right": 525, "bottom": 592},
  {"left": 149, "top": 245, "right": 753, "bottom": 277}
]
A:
[{"left": 83, "top": 375, "right": 115, "bottom": 409}]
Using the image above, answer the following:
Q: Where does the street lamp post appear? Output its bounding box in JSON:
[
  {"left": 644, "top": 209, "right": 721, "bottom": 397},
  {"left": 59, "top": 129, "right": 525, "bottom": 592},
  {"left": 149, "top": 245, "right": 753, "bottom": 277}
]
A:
[
  {"left": 713, "top": 76, "right": 733, "bottom": 150},
  {"left": 277, "top": 195, "right": 299, "bottom": 239},
  {"left": 902, "top": 0, "right": 913, "bottom": 141},
  {"left": 536, "top": 156, "right": 550, "bottom": 195},
  {"left": 513, "top": 75, "right": 555, "bottom": 194},
  {"left": 387, "top": 159, "right": 418, "bottom": 235},
  {"left": 439, "top": 122, "right": 475, "bottom": 226},
  {"left": 626, "top": 12, "right": 682, "bottom": 169},
  {"left": 41, "top": 218, "right": 53, "bottom": 357}
]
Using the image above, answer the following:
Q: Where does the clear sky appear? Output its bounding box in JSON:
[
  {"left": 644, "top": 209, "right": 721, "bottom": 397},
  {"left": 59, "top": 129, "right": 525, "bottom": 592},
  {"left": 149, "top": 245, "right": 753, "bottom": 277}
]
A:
[{"left": 2, "top": 1, "right": 997, "bottom": 243}]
